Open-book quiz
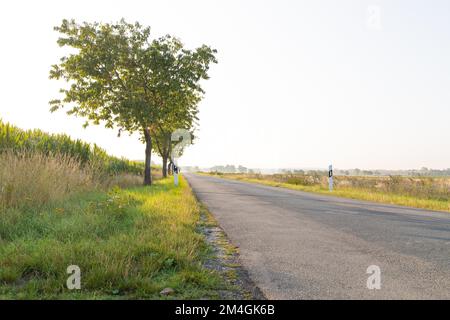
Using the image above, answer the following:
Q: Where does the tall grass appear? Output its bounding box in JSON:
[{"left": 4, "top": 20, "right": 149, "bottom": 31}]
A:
[
  {"left": 0, "top": 151, "right": 97, "bottom": 209},
  {"left": 0, "top": 151, "right": 144, "bottom": 209},
  {"left": 0, "top": 119, "right": 144, "bottom": 175},
  {"left": 0, "top": 177, "right": 225, "bottom": 299},
  {"left": 0, "top": 120, "right": 149, "bottom": 208}
]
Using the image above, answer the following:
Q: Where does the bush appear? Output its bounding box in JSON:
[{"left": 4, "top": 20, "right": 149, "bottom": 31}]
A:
[{"left": 285, "top": 176, "right": 314, "bottom": 186}]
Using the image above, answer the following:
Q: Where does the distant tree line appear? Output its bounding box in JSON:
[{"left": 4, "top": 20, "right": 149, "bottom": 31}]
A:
[{"left": 208, "top": 165, "right": 252, "bottom": 174}]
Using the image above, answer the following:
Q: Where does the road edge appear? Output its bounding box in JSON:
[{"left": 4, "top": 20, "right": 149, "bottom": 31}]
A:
[{"left": 184, "top": 174, "right": 266, "bottom": 300}]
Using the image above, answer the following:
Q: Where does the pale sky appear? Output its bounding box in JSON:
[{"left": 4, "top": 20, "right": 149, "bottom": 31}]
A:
[{"left": 1, "top": 0, "right": 449, "bottom": 170}]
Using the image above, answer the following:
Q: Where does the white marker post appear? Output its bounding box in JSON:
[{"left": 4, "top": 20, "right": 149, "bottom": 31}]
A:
[
  {"left": 328, "top": 164, "right": 333, "bottom": 192},
  {"left": 173, "top": 162, "right": 179, "bottom": 186}
]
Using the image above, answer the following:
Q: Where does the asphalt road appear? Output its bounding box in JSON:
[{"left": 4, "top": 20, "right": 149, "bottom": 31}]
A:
[{"left": 185, "top": 173, "right": 450, "bottom": 299}]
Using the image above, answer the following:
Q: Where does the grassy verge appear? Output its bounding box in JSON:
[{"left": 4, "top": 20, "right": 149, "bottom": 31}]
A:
[
  {"left": 0, "top": 176, "right": 227, "bottom": 299},
  {"left": 202, "top": 173, "right": 450, "bottom": 213}
]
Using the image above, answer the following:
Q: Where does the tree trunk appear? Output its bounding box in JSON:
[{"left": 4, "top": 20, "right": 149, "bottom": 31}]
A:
[
  {"left": 143, "top": 128, "right": 152, "bottom": 186},
  {"left": 162, "top": 156, "right": 168, "bottom": 178}
]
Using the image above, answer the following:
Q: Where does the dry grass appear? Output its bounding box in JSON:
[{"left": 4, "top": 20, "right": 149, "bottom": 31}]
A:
[
  {"left": 0, "top": 151, "right": 98, "bottom": 209},
  {"left": 105, "top": 173, "right": 144, "bottom": 189},
  {"left": 0, "top": 151, "right": 144, "bottom": 209},
  {"left": 204, "top": 173, "right": 450, "bottom": 213}
]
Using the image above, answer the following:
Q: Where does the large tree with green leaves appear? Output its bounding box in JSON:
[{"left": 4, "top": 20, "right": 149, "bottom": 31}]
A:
[{"left": 49, "top": 19, "right": 217, "bottom": 185}]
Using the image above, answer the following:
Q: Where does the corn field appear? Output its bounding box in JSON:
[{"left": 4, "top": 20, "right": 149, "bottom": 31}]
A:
[{"left": 0, "top": 119, "right": 143, "bottom": 175}]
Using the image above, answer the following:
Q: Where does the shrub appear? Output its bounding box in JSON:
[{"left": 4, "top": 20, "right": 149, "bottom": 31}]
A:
[{"left": 285, "top": 176, "right": 314, "bottom": 186}]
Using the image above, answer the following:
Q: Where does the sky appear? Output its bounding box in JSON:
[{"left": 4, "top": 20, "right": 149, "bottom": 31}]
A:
[{"left": 0, "top": 0, "right": 449, "bottom": 170}]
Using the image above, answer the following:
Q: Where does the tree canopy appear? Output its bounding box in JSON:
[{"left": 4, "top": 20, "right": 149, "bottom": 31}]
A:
[{"left": 50, "top": 19, "right": 217, "bottom": 184}]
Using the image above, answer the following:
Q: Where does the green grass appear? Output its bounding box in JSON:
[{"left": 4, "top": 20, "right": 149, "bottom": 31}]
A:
[
  {"left": 205, "top": 174, "right": 450, "bottom": 213},
  {"left": 0, "top": 176, "right": 226, "bottom": 299}
]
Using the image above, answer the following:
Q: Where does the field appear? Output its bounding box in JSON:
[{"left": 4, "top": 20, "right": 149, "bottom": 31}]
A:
[
  {"left": 0, "top": 120, "right": 153, "bottom": 210},
  {"left": 204, "top": 172, "right": 450, "bottom": 212},
  {"left": 0, "top": 119, "right": 144, "bottom": 176}
]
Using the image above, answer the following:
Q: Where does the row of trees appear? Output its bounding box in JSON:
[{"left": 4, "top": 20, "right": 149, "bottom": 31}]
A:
[
  {"left": 50, "top": 19, "right": 217, "bottom": 184},
  {"left": 209, "top": 165, "right": 250, "bottom": 173}
]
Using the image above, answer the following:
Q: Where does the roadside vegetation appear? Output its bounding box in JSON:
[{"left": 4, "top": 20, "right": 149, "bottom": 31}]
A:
[
  {"left": 0, "top": 120, "right": 233, "bottom": 299},
  {"left": 204, "top": 172, "right": 450, "bottom": 212},
  {"left": 0, "top": 119, "right": 144, "bottom": 176},
  {"left": 0, "top": 177, "right": 230, "bottom": 299},
  {"left": 0, "top": 120, "right": 148, "bottom": 210}
]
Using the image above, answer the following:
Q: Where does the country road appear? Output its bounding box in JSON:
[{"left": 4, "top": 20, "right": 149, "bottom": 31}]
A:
[{"left": 184, "top": 173, "right": 450, "bottom": 299}]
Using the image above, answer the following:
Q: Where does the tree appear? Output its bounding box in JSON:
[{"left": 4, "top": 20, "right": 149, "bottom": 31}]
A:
[
  {"left": 49, "top": 19, "right": 217, "bottom": 185},
  {"left": 224, "top": 165, "right": 236, "bottom": 173},
  {"left": 237, "top": 165, "right": 248, "bottom": 174}
]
